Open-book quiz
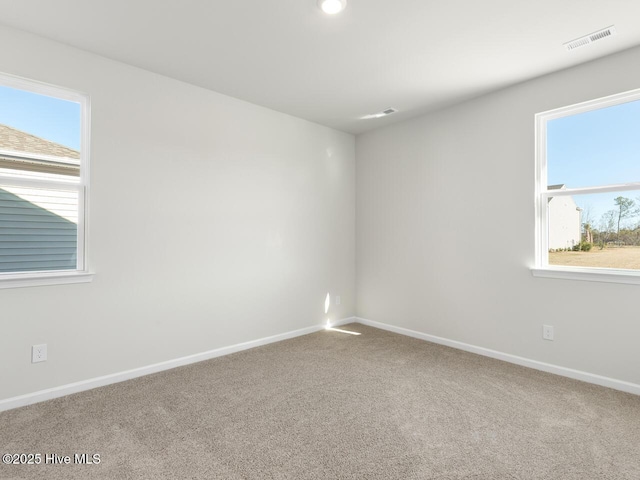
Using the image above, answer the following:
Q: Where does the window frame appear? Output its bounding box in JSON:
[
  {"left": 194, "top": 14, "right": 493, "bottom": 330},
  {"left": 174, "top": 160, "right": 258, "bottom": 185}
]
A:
[
  {"left": 532, "top": 87, "right": 640, "bottom": 285},
  {"left": 0, "top": 72, "right": 92, "bottom": 289}
]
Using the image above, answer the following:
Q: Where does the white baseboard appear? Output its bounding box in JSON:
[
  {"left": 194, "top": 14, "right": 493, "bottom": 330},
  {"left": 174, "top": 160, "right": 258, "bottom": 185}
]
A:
[
  {"left": 5, "top": 315, "right": 634, "bottom": 412},
  {"left": 355, "top": 317, "right": 640, "bottom": 396},
  {"left": 0, "top": 317, "right": 357, "bottom": 412}
]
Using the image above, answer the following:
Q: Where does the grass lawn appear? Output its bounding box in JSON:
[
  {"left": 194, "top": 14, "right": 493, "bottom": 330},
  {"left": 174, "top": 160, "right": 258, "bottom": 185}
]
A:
[{"left": 549, "top": 246, "right": 640, "bottom": 269}]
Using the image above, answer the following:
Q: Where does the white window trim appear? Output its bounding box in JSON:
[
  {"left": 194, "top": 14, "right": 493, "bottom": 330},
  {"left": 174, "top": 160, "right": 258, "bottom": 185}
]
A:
[
  {"left": 0, "top": 72, "right": 93, "bottom": 289},
  {"left": 531, "top": 266, "right": 640, "bottom": 285},
  {"left": 0, "top": 271, "right": 93, "bottom": 289},
  {"left": 533, "top": 87, "right": 640, "bottom": 285}
]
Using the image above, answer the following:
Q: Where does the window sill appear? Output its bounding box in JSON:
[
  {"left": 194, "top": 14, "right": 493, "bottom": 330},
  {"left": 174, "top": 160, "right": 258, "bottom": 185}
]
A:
[
  {"left": 531, "top": 266, "right": 640, "bottom": 285},
  {"left": 0, "top": 271, "right": 94, "bottom": 289}
]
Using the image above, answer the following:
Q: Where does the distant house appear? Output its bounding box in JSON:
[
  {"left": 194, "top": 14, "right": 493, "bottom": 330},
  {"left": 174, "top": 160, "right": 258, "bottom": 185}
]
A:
[
  {"left": 548, "top": 184, "right": 582, "bottom": 250},
  {"left": 0, "top": 124, "right": 80, "bottom": 272},
  {"left": 0, "top": 123, "right": 80, "bottom": 160},
  {"left": 0, "top": 188, "right": 77, "bottom": 272}
]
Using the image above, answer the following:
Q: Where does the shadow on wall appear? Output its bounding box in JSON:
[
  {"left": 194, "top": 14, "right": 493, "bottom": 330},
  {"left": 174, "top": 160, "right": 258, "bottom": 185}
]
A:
[{"left": 0, "top": 188, "right": 77, "bottom": 272}]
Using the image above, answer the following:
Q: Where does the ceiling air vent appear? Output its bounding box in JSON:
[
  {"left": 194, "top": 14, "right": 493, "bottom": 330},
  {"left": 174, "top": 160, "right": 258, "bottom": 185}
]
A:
[{"left": 564, "top": 26, "right": 617, "bottom": 52}]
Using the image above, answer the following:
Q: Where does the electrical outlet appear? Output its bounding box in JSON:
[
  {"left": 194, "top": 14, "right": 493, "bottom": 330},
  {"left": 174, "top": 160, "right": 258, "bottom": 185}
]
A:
[
  {"left": 542, "top": 325, "right": 554, "bottom": 341},
  {"left": 336, "top": 296, "right": 341, "bottom": 306},
  {"left": 32, "top": 344, "right": 47, "bottom": 363}
]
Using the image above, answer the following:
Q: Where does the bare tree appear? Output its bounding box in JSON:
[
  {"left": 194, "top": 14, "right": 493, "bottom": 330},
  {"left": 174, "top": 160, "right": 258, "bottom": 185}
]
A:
[
  {"left": 581, "top": 204, "right": 594, "bottom": 243},
  {"left": 599, "top": 210, "right": 617, "bottom": 247},
  {"left": 614, "top": 196, "right": 639, "bottom": 243}
]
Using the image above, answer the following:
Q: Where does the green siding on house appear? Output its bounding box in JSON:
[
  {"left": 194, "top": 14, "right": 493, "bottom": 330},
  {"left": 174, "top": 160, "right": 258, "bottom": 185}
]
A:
[{"left": 0, "top": 188, "right": 77, "bottom": 272}]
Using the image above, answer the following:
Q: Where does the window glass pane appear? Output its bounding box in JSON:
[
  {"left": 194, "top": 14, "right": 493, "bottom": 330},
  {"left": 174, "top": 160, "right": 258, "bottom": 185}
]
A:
[
  {"left": 0, "top": 76, "right": 86, "bottom": 279},
  {"left": 0, "top": 184, "right": 78, "bottom": 273},
  {"left": 0, "top": 85, "right": 80, "bottom": 180},
  {"left": 547, "top": 99, "right": 640, "bottom": 189},
  {"left": 0, "top": 86, "right": 81, "bottom": 159},
  {"left": 548, "top": 190, "right": 640, "bottom": 270}
]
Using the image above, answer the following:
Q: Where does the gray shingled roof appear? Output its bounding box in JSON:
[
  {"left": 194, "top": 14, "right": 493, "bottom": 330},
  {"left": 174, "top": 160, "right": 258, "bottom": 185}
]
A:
[{"left": 0, "top": 124, "right": 79, "bottom": 159}]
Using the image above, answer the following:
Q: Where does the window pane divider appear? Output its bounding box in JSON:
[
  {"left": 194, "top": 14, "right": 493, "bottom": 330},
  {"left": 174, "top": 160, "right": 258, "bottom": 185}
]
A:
[{"left": 542, "top": 182, "right": 640, "bottom": 197}]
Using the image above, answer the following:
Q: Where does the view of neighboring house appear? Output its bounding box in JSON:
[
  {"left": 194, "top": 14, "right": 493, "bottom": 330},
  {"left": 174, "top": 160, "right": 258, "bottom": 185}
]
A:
[
  {"left": 548, "top": 184, "right": 582, "bottom": 250},
  {"left": 0, "top": 124, "right": 79, "bottom": 272},
  {"left": 0, "top": 123, "right": 80, "bottom": 159}
]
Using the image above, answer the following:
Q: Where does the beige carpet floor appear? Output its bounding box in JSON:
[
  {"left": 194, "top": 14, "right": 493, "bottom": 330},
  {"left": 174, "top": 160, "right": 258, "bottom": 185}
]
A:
[{"left": 1, "top": 323, "right": 639, "bottom": 479}]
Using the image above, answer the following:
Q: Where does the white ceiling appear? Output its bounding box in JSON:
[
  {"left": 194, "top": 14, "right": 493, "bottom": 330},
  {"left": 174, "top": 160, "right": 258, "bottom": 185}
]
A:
[{"left": 1, "top": 0, "right": 639, "bottom": 134}]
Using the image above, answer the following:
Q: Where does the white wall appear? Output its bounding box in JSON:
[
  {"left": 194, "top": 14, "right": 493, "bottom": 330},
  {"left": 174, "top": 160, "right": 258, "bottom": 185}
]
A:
[
  {"left": 356, "top": 45, "right": 640, "bottom": 386},
  {"left": 0, "top": 26, "right": 355, "bottom": 402}
]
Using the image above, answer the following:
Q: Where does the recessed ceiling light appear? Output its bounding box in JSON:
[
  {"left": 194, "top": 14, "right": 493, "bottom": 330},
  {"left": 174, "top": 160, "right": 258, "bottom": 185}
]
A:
[
  {"left": 361, "top": 108, "right": 398, "bottom": 120},
  {"left": 318, "top": 0, "right": 347, "bottom": 15}
]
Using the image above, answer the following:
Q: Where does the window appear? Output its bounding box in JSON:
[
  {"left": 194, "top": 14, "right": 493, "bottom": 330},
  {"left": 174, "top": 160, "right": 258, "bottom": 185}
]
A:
[
  {"left": 533, "top": 88, "right": 640, "bottom": 284},
  {"left": 0, "top": 73, "right": 91, "bottom": 288}
]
